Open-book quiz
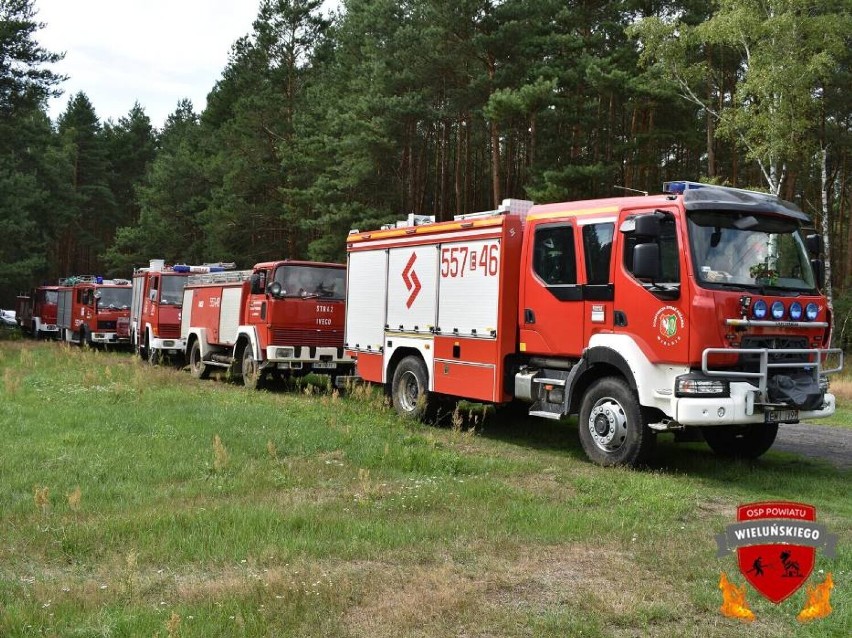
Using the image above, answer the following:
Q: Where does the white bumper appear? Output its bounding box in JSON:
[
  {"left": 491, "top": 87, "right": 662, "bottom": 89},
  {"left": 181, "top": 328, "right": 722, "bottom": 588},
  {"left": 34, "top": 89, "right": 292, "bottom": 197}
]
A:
[
  {"left": 674, "top": 383, "right": 836, "bottom": 426},
  {"left": 265, "top": 345, "right": 353, "bottom": 371}
]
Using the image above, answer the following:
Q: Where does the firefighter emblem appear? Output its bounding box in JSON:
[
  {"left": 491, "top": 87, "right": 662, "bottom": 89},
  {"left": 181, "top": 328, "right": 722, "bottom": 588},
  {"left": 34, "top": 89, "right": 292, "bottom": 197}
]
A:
[
  {"left": 651, "top": 306, "right": 684, "bottom": 346},
  {"left": 402, "top": 252, "right": 422, "bottom": 308},
  {"left": 716, "top": 501, "right": 838, "bottom": 610}
]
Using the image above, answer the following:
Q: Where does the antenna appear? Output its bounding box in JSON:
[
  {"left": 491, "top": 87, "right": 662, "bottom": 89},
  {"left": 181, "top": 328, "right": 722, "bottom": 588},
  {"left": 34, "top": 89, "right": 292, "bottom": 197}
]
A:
[{"left": 613, "top": 185, "right": 649, "bottom": 196}]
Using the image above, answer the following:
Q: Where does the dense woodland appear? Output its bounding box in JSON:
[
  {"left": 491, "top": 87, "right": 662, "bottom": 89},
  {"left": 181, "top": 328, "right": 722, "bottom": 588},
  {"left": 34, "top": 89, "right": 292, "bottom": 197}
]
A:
[{"left": 1, "top": 0, "right": 851, "bottom": 347}]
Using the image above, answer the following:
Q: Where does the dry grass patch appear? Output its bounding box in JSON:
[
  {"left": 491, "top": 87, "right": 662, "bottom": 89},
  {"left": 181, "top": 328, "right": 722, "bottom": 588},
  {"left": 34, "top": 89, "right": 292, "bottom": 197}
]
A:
[{"left": 831, "top": 377, "right": 852, "bottom": 403}]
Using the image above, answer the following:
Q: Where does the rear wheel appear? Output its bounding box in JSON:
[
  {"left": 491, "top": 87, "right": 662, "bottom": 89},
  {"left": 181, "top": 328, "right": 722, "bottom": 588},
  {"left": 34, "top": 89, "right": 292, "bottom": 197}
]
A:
[
  {"left": 241, "top": 344, "right": 264, "bottom": 390},
  {"left": 702, "top": 424, "right": 778, "bottom": 459},
  {"left": 189, "top": 340, "right": 209, "bottom": 379},
  {"left": 578, "top": 377, "right": 656, "bottom": 467},
  {"left": 391, "top": 356, "right": 432, "bottom": 421}
]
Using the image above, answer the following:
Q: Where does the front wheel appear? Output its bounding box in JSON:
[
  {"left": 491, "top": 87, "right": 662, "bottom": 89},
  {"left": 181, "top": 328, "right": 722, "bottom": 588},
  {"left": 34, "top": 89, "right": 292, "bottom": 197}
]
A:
[
  {"left": 189, "top": 340, "right": 210, "bottom": 380},
  {"left": 241, "top": 345, "right": 264, "bottom": 390},
  {"left": 578, "top": 377, "right": 655, "bottom": 467},
  {"left": 391, "top": 356, "right": 432, "bottom": 421},
  {"left": 701, "top": 424, "right": 778, "bottom": 459}
]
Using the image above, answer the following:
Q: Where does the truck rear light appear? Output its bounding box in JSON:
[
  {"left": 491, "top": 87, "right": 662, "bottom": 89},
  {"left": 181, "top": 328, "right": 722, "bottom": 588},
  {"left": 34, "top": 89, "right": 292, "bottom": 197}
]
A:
[{"left": 675, "top": 376, "right": 729, "bottom": 398}]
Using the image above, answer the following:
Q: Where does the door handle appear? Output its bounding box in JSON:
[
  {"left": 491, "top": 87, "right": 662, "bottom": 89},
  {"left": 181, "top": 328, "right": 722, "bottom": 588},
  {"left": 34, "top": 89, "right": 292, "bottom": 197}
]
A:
[{"left": 524, "top": 309, "right": 535, "bottom": 324}]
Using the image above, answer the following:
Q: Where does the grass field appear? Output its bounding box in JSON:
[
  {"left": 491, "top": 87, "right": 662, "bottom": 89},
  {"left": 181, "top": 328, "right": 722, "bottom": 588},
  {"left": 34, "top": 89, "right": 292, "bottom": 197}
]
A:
[{"left": 0, "top": 339, "right": 849, "bottom": 637}]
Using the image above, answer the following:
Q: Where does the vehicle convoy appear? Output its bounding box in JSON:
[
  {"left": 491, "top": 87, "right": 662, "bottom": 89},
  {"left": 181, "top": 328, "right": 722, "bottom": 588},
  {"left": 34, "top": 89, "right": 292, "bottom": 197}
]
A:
[
  {"left": 131, "top": 260, "right": 234, "bottom": 364},
  {"left": 344, "top": 181, "right": 844, "bottom": 466},
  {"left": 181, "top": 260, "right": 353, "bottom": 388},
  {"left": 15, "top": 285, "right": 61, "bottom": 338},
  {"left": 57, "top": 276, "right": 132, "bottom": 347}
]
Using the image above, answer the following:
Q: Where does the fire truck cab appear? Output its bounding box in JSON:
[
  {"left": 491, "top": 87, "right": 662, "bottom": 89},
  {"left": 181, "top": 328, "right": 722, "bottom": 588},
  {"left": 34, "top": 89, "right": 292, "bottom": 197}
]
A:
[
  {"left": 181, "top": 260, "right": 353, "bottom": 388},
  {"left": 16, "top": 286, "right": 61, "bottom": 338},
  {"left": 57, "top": 276, "right": 132, "bottom": 347},
  {"left": 345, "top": 182, "right": 843, "bottom": 466}
]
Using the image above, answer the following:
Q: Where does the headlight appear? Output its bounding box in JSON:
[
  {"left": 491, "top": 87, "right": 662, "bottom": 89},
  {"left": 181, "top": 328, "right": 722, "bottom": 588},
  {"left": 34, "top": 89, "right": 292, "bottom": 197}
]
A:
[
  {"left": 805, "top": 303, "right": 819, "bottom": 321},
  {"left": 752, "top": 299, "right": 768, "bottom": 319},
  {"left": 771, "top": 301, "right": 785, "bottom": 320},
  {"left": 275, "top": 347, "right": 295, "bottom": 359},
  {"left": 676, "top": 376, "right": 730, "bottom": 398},
  {"left": 789, "top": 302, "right": 803, "bottom": 321}
]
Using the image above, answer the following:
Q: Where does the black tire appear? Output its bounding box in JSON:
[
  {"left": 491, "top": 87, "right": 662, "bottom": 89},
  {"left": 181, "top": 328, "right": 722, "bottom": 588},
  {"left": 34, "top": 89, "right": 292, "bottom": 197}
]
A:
[
  {"left": 241, "top": 344, "right": 264, "bottom": 390},
  {"left": 189, "top": 340, "right": 210, "bottom": 380},
  {"left": 702, "top": 424, "right": 778, "bottom": 459},
  {"left": 391, "top": 356, "right": 432, "bottom": 421},
  {"left": 578, "top": 377, "right": 656, "bottom": 467}
]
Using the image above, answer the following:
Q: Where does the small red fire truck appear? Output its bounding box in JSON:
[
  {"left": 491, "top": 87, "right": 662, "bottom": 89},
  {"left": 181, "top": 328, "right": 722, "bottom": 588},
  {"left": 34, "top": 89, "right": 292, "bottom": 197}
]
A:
[
  {"left": 131, "top": 260, "right": 234, "bottom": 364},
  {"left": 181, "top": 260, "right": 352, "bottom": 388},
  {"left": 57, "top": 276, "right": 132, "bottom": 347},
  {"left": 15, "top": 285, "right": 61, "bottom": 338},
  {"left": 344, "top": 182, "right": 844, "bottom": 466}
]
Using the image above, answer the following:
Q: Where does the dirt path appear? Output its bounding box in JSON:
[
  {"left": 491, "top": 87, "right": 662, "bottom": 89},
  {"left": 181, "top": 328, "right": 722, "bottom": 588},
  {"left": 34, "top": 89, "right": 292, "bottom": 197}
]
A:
[{"left": 773, "top": 423, "right": 851, "bottom": 470}]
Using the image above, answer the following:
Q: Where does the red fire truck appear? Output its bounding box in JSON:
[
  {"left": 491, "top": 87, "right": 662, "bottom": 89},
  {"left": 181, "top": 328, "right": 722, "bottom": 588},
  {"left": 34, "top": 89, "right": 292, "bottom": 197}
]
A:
[
  {"left": 15, "top": 285, "right": 61, "bottom": 338},
  {"left": 344, "top": 182, "right": 844, "bottom": 466},
  {"left": 131, "top": 260, "right": 234, "bottom": 364},
  {"left": 181, "top": 260, "right": 352, "bottom": 388},
  {"left": 57, "top": 276, "right": 132, "bottom": 347}
]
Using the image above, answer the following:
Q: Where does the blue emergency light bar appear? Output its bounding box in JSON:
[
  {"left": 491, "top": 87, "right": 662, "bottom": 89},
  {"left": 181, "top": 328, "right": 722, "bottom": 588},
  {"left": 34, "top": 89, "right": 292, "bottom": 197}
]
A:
[{"left": 662, "top": 181, "right": 707, "bottom": 194}]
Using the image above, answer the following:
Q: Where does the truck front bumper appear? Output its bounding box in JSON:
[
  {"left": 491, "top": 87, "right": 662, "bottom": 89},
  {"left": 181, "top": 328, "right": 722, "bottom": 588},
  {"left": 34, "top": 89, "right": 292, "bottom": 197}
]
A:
[
  {"left": 151, "top": 337, "right": 186, "bottom": 353},
  {"left": 674, "top": 382, "right": 836, "bottom": 426},
  {"left": 91, "top": 332, "right": 130, "bottom": 345},
  {"left": 265, "top": 345, "right": 353, "bottom": 372}
]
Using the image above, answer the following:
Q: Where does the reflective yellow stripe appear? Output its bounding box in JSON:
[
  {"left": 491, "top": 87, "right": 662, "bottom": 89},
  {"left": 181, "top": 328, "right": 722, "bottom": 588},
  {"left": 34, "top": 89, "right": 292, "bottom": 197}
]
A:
[{"left": 527, "top": 205, "right": 620, "bottom": 221}]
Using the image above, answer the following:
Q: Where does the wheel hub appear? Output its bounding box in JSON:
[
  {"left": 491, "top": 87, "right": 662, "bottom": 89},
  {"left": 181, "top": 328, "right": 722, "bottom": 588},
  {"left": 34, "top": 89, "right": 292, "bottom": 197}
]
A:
[
  {"left": 588, "top": 399, "right": 628, "bottom": 451},
  {"left": 399, "top": 371, "right": 420, "bottom": 412}
]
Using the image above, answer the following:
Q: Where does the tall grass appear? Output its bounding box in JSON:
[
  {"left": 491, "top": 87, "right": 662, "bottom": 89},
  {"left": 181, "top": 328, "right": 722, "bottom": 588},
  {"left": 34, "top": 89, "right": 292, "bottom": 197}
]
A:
[{"left": 0, "top": 340, "right": 849, "bottom": 637}]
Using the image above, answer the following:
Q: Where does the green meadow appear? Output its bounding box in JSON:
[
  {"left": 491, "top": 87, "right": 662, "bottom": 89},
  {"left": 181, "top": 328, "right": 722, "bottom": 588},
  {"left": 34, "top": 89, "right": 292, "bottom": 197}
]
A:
[{"left": 0, "top": 339, "right": 849, "bottom": 637}]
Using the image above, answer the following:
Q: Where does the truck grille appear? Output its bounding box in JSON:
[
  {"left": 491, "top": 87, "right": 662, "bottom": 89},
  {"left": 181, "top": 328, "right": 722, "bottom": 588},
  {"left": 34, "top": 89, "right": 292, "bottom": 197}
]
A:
[
  {"left": 271, "top": 328, "right": 343, "bottom": 348},
  {"left": 158, "top": 323, "right": 181, "bottom": 339},
  {"left": 739, "top": 336, "right": 810, "bottom": 370}
]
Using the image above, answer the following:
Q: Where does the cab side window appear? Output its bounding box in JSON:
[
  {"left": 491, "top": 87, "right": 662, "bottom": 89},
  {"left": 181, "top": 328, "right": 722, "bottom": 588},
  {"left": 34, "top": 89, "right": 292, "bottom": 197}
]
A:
[
  {"left": 533, "top": 225, "right": 576, "bottom": 285},
  {"left": 623, "top": 215, "right": 680, "bottom": 283},
  {"left": 582, "top": 223, "right": 614, "bottom": 285},
  {"left": 149, "top": 276, "right": 159, "bottom": 301}
]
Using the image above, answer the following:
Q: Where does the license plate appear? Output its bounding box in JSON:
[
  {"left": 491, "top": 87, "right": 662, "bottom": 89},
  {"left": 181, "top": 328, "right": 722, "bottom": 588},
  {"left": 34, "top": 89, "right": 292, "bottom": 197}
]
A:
[
  {"left": 313, "top": 362, "right": 337, "bottom": 369},
  {"left": 765, "top": 409, "right": 799, "bottom": 424}
]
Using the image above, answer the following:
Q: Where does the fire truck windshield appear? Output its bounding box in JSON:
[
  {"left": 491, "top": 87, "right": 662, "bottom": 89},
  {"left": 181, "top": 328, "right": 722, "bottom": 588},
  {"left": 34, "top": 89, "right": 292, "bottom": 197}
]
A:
[
  {"left": 688, "top": 211, "right": 816, "bottom": 292},
  {"left": 273, "top": 265, "right": 345, "bottom": 300},
  {"left": 41, "top": 290, "right": 58, "bottom": 305},
  {"left": 159, "top": 275, "right": 187, "bottom": 305},
  {"left": 96, "top": 287, "right": 132, "bottom": 310}
]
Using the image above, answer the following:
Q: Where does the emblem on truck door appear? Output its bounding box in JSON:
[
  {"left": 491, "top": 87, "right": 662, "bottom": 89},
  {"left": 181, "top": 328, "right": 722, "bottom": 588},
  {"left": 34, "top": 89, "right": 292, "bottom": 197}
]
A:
[{"left": 402, "top": 253, "right": 422, "bottom": 308}]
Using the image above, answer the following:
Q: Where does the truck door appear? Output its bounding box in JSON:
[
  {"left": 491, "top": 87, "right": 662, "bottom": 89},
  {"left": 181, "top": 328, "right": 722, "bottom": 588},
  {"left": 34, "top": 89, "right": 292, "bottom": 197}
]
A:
[
  {"left": 520, "top": 220, "right": 585, "bottom": 356},
  {"left": 580, "top": 219, "right": 616, "bottom": 345},
  {"left": 614, "top": 208, "right": 690, "bottom": 364}
]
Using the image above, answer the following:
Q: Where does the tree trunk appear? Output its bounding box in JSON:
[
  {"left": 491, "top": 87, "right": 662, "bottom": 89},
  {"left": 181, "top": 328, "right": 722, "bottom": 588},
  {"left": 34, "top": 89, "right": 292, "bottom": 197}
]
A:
[{"left": 820, "top": 147, "right": 833, "bottom": 309}]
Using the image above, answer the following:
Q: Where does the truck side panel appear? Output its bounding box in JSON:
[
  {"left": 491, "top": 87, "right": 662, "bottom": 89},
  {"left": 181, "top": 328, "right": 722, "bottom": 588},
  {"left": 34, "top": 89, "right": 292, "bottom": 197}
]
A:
[
  {"left": 180, "top": 288, "right": 193, "bottom": 339},
  {"left": 57, "top": 290, "right": 72, "bottom": 331},
  {"left": 219, "top": 287, "right": 243, "bottom": 345},
  {"left": 436, "top": 238, "right": 501, "bottom": 336},
  {"left": 345, "top": 250, "right": 388, "bottom": 353},
  {"left": 387, "top": 246, "right": 438, "bottom": 332}
]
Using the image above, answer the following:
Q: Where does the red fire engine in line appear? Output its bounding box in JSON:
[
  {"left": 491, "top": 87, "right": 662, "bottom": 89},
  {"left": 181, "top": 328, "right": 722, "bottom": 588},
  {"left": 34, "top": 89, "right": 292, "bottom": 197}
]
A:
[
  {"left": 181, "top": 260, "right": 353, "bottom": 388},
  {"left": 15, "top": 285, "right": 61, "bottom": 338},
  {"left": 131, "top": 260, "right": 235, "bottom": 364},
  {"left": 57, "top": 276, "right": 132, "bottom": 347},
  {"left": 344, "top": 181, "right": 844, "bottom": 466}
]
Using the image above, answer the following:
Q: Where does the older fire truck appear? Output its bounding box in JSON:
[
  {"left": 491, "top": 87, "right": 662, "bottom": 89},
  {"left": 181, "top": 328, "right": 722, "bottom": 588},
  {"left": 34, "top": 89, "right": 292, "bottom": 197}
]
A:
[
  {"left": 131, "top": 260, "right": 234, "bottom": 364},
  {"left": 344, "top": 182, "right": 844, "bottom": 466},
  {"left": 57, "top": 276, "right": 132, "bottom": 347},
  {"left": 181, "top": 260, "right": 352, "bottom": 388},
  {"left": 15, "top": 285, "right": 61, "bottom": 338}
]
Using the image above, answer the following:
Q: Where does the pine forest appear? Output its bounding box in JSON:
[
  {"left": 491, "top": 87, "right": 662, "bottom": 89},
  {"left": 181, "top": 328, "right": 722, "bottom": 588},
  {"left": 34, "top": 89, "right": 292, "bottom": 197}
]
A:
[{"left": 1, "top": 0, "right": 851, "bottom": 347}]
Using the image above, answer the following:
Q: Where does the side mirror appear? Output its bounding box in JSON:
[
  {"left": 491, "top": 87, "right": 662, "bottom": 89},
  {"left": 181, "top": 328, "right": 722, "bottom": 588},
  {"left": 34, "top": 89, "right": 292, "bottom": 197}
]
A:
[
  {"left": 806, "top": 234, "right": 823, "bottom": 257},
  {"left": 811, "top": 259, "right": 825, "bottom": 289},
  {"left": 633, "top": 214, "right": 661, "bottom": 238},
  {"left": 268, "top": 281, "right": 283, "bottom": 298},
  {"left": 633, "top": 243, "right": 660, "bottom": 280}
]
